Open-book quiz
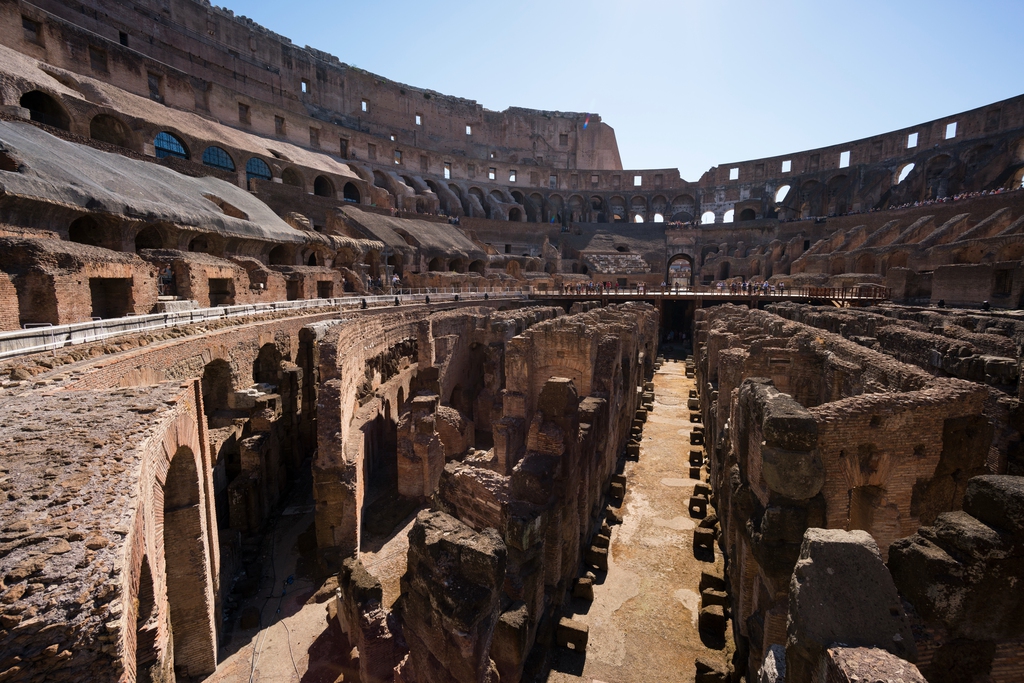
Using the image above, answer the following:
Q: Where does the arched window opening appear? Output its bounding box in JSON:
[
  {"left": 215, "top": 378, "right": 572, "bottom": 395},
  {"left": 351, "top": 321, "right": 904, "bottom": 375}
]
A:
[
  {"left": 20, "top": 91, "right": 69, "bottom": 130},
  {"left": 68, "top": 215, "right": 107, "bottom": 248},
  {"left": 281, "top": 168, "right": 303, "bottom": 188},
  {"left": 308, "top": 253, "right": 318, "bottom": 267},
  {"left": 896, "top": 163, "right": 915, "bottom": 185},
  {"left": 633, "top": 214, "right": 644, "bottom": 223},
  {"left": 509, "top": 207, "right": 523, "bottom": 221},
  {"left": 343, "top": 182, "right": 361, "bottom": 203},
  {"left": 616, "top": 246, "right": 629, "bottom": 253},
  {"left": 135, "top": 555, "right": 158, "bottom": 683},
  {"left": 134, "top": 225, "right": 164, "bottom": 252},
  {"left": 201, "top": 360, "right": 233, "bottom": 420},
  {"left": 154, "top": 131, "right": 188, "bottom": 160},
  {"left": 268, "top": 245, "right": 290, "bottom": 266},
  {"left": 701, "top": 211, "right": 716, "bottom": 225},
  {"left": 428, "top": 257, "right": 444, "bottom": 272},
  {"left": 201, "top": 146, "right": 235, "bottom": 172},
  {"left": 245, "top": 157, "right": 272, "bottom": 185},
  {"left": 188, "top": 237, "right": 211, "bottom": 254},
  {"left": 314, "top": 175, "right": 334, "bottom": 198},
  {"left": 449, "top": 258, "right": 465, "bottom": 273},
  {"left": 469, "top": 260, "right": 485, "bottom": 274},
  {"left": 724, "top": 209, "right": 735, "bottom": 223},
  {"left": 775, "top": 185, "right": 791, "bottom": 203},
  {"left": 653, "top": 213, "right": 664, "bottom": 223},
  {"left": 90, "top": 114, "right": 131, "bottom": 148},
  {"left": 253, "top": 344, "right": 282, "bottom": 387},
  {"left": 163, "top": 446, "right": 215, "bottom": 676},
  {"left": 739, "top": 208, "right": 756, "bottom": 221}
]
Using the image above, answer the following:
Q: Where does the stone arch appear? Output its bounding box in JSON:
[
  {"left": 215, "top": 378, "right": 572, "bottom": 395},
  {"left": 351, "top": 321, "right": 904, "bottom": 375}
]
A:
[
  {"left": 924, "top": 154, "right": 952, "bottom": 199},
  {"left": 800, "top": 180, "right": 822, "bottom": 217},
  {"left": 20, "top": 90, "right": 70, "bottom": 130},
  {"left": 630, "top": 195, "right": 647, "bottom": 222},
  {"left": 268, "top": 244, "right": 293, "bottom": 266},
  {"left": 830, "top": 258, "right": 847, "bottom": 276},
  {"left": 609, "top": 195, "right": 627, "bottom": 222},
  {"left": 428, "top": 257, "right": 445, "bottom": 272},
  {"left": 134, "top": 224, "right": 167, "bottom": 252},
  {"left": 568, "top": 194, "right": 585, "bottom": 222},
  {"left": 469, "top": 259, "right": 486, "bottom": 274},
  {"left": 449, "top": 258, "right": 466, "bottom": 273},
  {"left": 253, "top": 343, "right": 283, "bottom": 386},
  {"left": 201, "top": 359, "right": 233, "bottom": 421},
  {"left": 281, "top": 167, "right": 304, "bottom": 189},
  {"left": 527, "top": 192, "right": 544, "bottom": 222},
  {"left": 700, "top": 211, "right": 716, "bottom": 225},
  {"left": 827, "top": 174, "right": 850, "bottom": 214},
  {"left": 201, "top": 146, "right": 235, "bottom": 173},
  {"left": 718, "top": 261, "right": 731, "bottom": 280},
  {"left": 666, "top": 253, "right": 694, "bottom": 287},
  {"left": 469, "top": 187, "right": 488, "bottom": 217},
  {"left": 739, "top": 208, "right": 756, "bottom": 221},
  {"left": 998, "top": 241, "right": 1024, "bottom": 262},
  {"left": 343, "top": 182, "right": 361, "bottom": 203},
  {"left": 154, "top": 131, "right": 189, "bottom": 160},
  {"left": 245, "top": 157, "right": 272, "bottom": 186},
  {"left": 68, "top": 215, "right": 121, "bottom": 251},
  {"left": 856, "top": 252, "right": 876, "bottom": 274},
  {"left": 547, "top": 194, "right": 564, "bottom": 224},
  {"left": 162, "top": 445, "right": 216, "bottom": 677},
  {"left": 670, "top": 194, "right": 696, "bottom": 221},
  {"left": 589, "top": 195, "right": 605, "bottom": 222},
  {"left": 373, "top": 170, "right": 391, "bottom": 190},
  {"left": 314, "top": 175, "right": 334, "bottom": 198},
  {"left": 89, "top": 114, "right": 132, "bottom": 148},
  {"left": 509, "top": 207, "right": 523, "bottom": 221},
  {"left": 134, "top": 555, "right": 159, "bottom": 683}
]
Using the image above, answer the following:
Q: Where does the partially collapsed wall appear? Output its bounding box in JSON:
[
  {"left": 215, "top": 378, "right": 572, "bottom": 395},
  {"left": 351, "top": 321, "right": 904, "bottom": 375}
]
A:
[
  {"left": 328, "top": 303, "right": 659, "bottom": 683},
  {"left": 694, "top": 304, "right": 1024, "bottom": 682}
]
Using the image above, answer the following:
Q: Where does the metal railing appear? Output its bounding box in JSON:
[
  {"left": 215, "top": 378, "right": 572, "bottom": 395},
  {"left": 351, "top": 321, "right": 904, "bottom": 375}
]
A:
[
  {"left": 538, "top": 285, "right": 891, "bottom": 301},
  {"left": 0, "top": 288, "right": 528, "bottom": 361}
]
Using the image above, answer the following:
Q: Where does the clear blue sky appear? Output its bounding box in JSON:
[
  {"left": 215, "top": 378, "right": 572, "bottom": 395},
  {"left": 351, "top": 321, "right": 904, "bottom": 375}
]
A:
[{"left": 219, "top": 0, "right": 1024, "bottom": 181}]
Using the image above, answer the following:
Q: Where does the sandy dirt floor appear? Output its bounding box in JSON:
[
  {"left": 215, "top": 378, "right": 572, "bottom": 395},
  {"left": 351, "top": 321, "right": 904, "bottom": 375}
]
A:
[{"left": 547, "top": 352, "right": 729, "bottom": 683}]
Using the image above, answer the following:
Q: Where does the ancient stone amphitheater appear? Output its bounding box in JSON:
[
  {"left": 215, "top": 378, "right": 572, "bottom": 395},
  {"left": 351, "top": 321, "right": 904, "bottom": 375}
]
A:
[{"left": 0, "top": 2, "right": 1021, "bottom": 682}]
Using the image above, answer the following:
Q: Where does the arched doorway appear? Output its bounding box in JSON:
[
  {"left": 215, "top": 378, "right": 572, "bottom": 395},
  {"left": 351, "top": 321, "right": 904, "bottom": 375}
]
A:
[
  {"left": 314, "top": 175, "right": 334, "bottom": 198},
  {"left": 134, "top": 555, "right": 159, "bottom": 683},
  {"left": 281, "top": 167, "right": 304, "bottom": 189},
  {"left": 20, "top": 91, "right": 69, "bottom": 130},
  {"left": 134, "top": 225, "right": 165, "bottom": 252},
  {"left": 343, "top": 182, "right": 361, "bottom": 202},
  {"left": 162, "top": 446, "right": 216, "bottom": 677},
  {"left": 201, "top": 359, "right": 233, "bottom": 422},
  {"left": 89, "top": 114, "right": 131, "bottom": 148},
  {"left": 68, "top": 215, "right": 110, "bottom": 249},
  {"left": 666, "top": 254, "right": 694, "bottom": 288},
  {"left": 253, "top": 344, "right": 282, "bottom": 387}
]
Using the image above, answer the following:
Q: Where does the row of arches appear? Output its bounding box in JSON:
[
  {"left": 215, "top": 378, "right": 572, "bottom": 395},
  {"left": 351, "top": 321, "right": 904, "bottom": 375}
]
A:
[
  {"left": 17, "top": 90, "right": 366, "bottom": 203},
  {"left": 19, "top": 89, "right": 1023, "bottom": 230}
]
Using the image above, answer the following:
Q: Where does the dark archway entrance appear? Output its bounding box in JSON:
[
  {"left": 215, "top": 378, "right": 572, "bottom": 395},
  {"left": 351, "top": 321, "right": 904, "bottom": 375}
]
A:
[
  {"left": 20, "top": 91, "right": 70, "bottom": 130},
  {"left": 343, "top": 182, "right": 361, "bottom": 202},
  {"left": 163, "top": 446, "right": 216, "bottom": 677},
  {"left": 666, "top": 253, "right": 694, "bottom": 288}
]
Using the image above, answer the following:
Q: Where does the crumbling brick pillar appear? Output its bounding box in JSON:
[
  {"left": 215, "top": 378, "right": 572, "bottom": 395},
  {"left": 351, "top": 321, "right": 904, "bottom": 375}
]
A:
[{"left": 399, "top": 510, "right": 506, "bottom": 683}]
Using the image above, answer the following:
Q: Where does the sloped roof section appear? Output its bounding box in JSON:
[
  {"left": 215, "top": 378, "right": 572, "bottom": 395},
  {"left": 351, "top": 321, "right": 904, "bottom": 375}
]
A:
[{"left": 0, "top": 121, "right": 306, "bottom": 243}]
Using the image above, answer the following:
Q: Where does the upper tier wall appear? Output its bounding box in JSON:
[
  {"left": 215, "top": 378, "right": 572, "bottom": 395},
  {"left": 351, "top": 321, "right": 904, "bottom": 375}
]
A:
[{"left": 19, "top": 0, "right": 623, "bottom": 171}]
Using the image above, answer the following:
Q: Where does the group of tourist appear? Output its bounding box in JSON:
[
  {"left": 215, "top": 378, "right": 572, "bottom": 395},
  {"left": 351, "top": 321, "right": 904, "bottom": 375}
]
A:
[
  {"left": 778, "top": 186, "right": 1020, "bottom": 223},
  {"left": 715, "top": 280, "right": 785, "bottom": 295}
]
